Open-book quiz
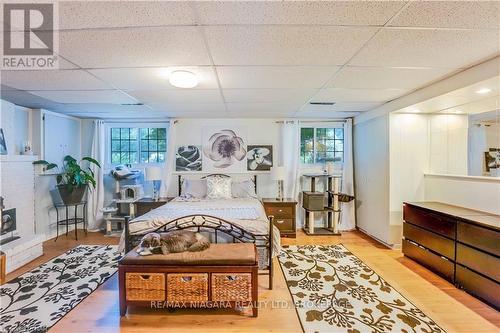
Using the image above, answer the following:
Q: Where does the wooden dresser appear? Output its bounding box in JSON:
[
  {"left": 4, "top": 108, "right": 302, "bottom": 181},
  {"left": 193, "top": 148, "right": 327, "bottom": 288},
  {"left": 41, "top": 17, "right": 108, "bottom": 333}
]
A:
[
  {"left": 403, "top": 202, "right": 499, "bottom": 309},
  {"left": 262, "top": 198, "right": 297, "bottom": 238}
]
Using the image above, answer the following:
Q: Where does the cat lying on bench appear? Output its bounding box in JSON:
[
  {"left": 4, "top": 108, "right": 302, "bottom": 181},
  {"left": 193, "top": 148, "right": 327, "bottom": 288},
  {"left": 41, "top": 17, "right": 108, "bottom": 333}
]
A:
[{"left": 137, "top": 231, "right": 210, "bottom": 256}]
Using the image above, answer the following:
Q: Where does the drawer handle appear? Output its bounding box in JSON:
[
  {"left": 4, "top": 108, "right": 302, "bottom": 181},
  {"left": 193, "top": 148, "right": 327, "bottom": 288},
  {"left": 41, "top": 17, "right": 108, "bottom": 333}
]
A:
[
  {"left": 276, "top": 220, "right": 285, "bottom": 224},
  {"left": 140, "top": 275, "right": 151, "bottom": 280},
  {"left": 226, "top": 275, "right": 237, "bottom": 281},
  {"left": 181, "top": 276, "right": 193, "bottom": 282}
]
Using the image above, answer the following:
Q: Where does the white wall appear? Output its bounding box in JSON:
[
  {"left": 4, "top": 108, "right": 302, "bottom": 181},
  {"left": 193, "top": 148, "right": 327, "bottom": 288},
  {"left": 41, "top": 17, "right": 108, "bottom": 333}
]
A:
[
  {"left": 0, "top": 99, "right": 30, "bottom": 154},
  {"left": 429, "top": 114, "right": 468, "bottom": 175},
  {"left": 168, "top": 118, "right": 281, "bottom": 198},
  {"left": 424, "top": 174, "right": 500, "bottom": 215},
  {"left": 354, "top": 114, "right": 391, "bottom": 245},
  {"left": 389, "top": 113, "right": 429, "bottom": 244}
]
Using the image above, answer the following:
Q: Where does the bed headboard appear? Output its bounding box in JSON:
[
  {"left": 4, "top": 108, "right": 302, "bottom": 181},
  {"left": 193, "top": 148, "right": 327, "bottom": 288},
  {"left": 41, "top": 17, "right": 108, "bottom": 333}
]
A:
[{"left": 177, "top": 174, "right": 258, "bottom": 196}]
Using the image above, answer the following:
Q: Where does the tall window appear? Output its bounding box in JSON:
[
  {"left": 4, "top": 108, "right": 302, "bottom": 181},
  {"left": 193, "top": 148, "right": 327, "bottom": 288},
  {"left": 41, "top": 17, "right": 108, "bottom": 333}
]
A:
[
  {"left": 110, "top": 127, "right": 167, "bottom": 164},
  {"left": 300, "top": 127, "right": 344, "bottom": 164}
]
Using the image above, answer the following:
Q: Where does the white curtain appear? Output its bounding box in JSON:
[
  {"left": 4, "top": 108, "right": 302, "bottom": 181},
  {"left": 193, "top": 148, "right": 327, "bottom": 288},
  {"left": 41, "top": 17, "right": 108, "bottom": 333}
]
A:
[
  {"left": 340, "top": 118, "right": 355, "bottom": 231},
  {"left": 280, "top": 120, "right": 300, "bottom": 200},
  {"left": 87, "top": 120, "right": 105, "bottom": 231},
  {"left": 160, "top": 120, "right": 177, "bottom": 197}
]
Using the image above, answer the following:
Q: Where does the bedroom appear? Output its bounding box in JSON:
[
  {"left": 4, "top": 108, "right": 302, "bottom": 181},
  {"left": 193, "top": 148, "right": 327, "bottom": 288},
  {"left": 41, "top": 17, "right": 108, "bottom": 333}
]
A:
[{"left": 0, "top": 1, "right": 499, "bottom": 332}]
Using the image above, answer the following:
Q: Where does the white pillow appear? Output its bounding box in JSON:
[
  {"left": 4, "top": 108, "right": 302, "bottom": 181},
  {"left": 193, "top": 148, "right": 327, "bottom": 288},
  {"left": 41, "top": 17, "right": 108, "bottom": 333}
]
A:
[
  {"left": 232, "top": 180, "right": 257, "bottom": 198},
  {"left": 206, "top": 176, "right": 232, "bottom": 199},
  {"left": 181, "top": 179, "right": 207, "bottom": 198}
]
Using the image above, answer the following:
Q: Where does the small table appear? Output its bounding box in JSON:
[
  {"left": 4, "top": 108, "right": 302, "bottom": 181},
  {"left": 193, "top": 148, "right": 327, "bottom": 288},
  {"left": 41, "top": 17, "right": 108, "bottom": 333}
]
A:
[
  {"left": 262, "top": 198, "right": 297, "bottom": 238},
  {"left": 134, "top": 197, "right": 173, "bottom": 217},
  {"left": 53, "top": 201, "right": 87, "bottom": 241}
]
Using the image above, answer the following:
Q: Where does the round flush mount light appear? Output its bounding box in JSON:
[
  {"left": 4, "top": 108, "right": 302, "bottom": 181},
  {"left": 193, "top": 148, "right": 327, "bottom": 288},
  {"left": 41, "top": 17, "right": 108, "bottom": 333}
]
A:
[
  {"left": 168, "top": 70, "right": 199, "bottom": 88},
  {"left": 475, "top": 88, "right": 492, "bottom": 95}
]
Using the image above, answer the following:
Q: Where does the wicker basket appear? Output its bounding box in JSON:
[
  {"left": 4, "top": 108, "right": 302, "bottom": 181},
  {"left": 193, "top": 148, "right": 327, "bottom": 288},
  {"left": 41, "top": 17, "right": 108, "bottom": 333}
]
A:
[
  {"left": 126, "top": 273, "right": 165, "bottom": 301},
  {"left": 211, "top": 273, "right": 252, "bottom": 302},
  {"left": 167, "top": 273, "right": 208, "bottom": 302}
]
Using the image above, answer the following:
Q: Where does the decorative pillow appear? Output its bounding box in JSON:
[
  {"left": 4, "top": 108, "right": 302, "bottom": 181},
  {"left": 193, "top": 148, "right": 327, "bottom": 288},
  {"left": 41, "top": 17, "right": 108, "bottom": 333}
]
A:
[
  {"left": 232, "top": 180, "right": 257, "bottom": 198},
  {"left": 206, "top": 176, "right": 232, "bottom": 199},
  {"left": 181, "top": 179, "right": 207, "bottom": 198}
]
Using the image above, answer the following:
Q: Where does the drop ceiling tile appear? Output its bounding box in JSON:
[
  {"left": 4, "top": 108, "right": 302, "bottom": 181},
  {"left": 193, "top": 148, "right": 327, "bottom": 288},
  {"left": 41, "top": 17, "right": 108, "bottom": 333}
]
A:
[
  {"left": 329, "top": 66, "right": 453, "bottom": 90},
  {"left": 128, "top": 90, "right": 223, "bottom": 106},
  {"left": 296, "top": 111, "right": 361, "bottom": 119},
  {"left": 1, "top": 69, "right": 112, "bottom": 91},
  {"left": 227, "top": 111, "right": 297, "bottom": 119},
  {"left": 350, "top": 28, "right": 500, "bottom": 68},
  {"left": 62, "top": 103, "right": 154, "bottom": 114},
  {"left": 390, "top": 1, "right": 500, "bottom": 29},
  {"left": 59, "top": 2, "right": 196, "bottom": 29},
  {"left": 59, "top": 27, "right": 210, "bottom": 68},
  {"left": 195, "top": 1, "right": 405, "bottom": 26},
  {"left": 312, "top": 88, "right": 407, "bottom": 103},
  {"left": 217, "top": 66, "right": 339, "bottom": 89},
  {"left": 204, "top": 26, "right": 377, "bottom": 66},
  {"left": 223, "top": 89, "right": 316, "bottom": 104},
  {"left": 301, "top": 102, "right": 381, "bottom": 113},
  {"left": 89, "top": 67, "right": 218, "bottom": 90},
  {"left": 226, "top": 102, "right": 302, "bottom": 114},
  {"left": 28, "top": 90, "right": 138, "bottom": 104},
  {"left": 149, "top": 103, "right": 226, "bottom": 114}
]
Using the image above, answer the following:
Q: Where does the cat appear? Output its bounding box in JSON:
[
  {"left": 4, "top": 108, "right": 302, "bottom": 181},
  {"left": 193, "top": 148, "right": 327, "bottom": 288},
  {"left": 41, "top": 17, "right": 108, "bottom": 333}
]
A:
[{"left": 137, "top": 230, "right": 210, "bottom": 256}]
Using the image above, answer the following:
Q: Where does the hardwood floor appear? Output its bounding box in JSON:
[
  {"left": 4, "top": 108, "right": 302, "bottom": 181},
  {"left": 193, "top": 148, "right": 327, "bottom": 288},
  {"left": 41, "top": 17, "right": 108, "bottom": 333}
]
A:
[{"left": 4, "top": 229, "right": 500, "bottom": 333}]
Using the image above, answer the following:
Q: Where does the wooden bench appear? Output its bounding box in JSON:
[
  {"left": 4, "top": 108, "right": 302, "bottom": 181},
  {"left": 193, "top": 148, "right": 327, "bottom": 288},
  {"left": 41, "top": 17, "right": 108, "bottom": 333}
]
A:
[{"left": 119, "top": 243, "right": 259, "bottom": 317}]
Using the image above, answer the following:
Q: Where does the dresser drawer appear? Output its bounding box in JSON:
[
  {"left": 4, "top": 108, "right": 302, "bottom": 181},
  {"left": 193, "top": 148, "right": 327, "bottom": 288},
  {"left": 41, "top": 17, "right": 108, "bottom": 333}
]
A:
[
  {"left": 402, "top": 239, "right": 454, "bottom": 282},
  {"left": 273, "top": 218, "right": 294, "bottom": 232},
  {"left": 403, "top": 222, "right": 455, "bottom": 259},
  {"left": 403, "top": 204, "right": 456, "bottom": 238},
  {"left": 265, "top": 205, "right": 294, "bottom": 218},
  {"left": 457, "top": 222, "right": 500, "bottom": 257},
  {"left": 456, "top": 243, "right": 500, "bottom": 282},
  {"left": 456, "top": 264, "right": 500, "bottom": 309}
]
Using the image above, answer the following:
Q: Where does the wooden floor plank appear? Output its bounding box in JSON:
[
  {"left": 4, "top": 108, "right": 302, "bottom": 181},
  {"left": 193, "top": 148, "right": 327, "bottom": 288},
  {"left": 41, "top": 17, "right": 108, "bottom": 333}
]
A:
[{"left": 4, "top": 229, "right": 499, "bottom": 332}]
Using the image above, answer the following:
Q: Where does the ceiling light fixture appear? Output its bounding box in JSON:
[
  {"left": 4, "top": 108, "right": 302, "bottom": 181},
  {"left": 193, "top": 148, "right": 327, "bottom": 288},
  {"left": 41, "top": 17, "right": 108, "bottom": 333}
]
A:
[
  {"left": 168, "top": 70, "right": 199, "bottom": 88},
  {"left": 475, "top": 88, "right": 492, "bottom": 95}
]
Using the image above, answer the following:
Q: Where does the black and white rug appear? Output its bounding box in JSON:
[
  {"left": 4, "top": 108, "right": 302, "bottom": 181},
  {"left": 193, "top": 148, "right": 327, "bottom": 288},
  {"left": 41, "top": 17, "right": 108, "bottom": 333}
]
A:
[
  {"left": 0, "top": 245, "right": 120, "bottom": 333},
  {"left": 279, "top": 244, "right": 446, "bottom": 333}
]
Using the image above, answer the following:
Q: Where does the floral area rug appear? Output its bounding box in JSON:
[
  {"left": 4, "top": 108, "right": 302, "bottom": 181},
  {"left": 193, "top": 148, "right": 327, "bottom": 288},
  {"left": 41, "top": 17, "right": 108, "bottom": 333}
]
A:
[
  {"left": 279, "top": 245, "right": 445, "bottom": 333},
  {"left": 0, "top": 245, "right": 120, "bottom": 333}
]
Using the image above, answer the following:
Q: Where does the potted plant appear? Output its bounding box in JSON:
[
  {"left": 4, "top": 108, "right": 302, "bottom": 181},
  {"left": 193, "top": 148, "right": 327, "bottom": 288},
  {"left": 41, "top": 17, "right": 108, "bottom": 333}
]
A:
[{"left": 33, "top": 155, "right": 101, "bottom": 205}]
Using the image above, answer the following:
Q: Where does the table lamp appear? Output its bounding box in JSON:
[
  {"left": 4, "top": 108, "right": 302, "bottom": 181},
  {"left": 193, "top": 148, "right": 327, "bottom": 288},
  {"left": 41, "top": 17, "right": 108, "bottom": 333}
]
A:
[
  {"left": 145, "top": 166, "right": 162, "bottom": 201},
  {"left": 270, "top": 166, "right": 286, "bottom": 201}
]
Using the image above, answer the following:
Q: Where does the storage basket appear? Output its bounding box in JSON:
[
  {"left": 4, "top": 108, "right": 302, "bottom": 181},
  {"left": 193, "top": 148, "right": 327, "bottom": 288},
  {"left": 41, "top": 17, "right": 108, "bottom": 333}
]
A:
[
  {"left": 302, "top": 191, "right": 325, "bottom": 211},
  {"left": 167, "top": 273, "right": 208, "bottom": 302},
  {"left": 125, "top": 273, "right": 165, "bottom": 301},
  {"left": 211, "top": 273, "right": 252, "bottom": 302}
]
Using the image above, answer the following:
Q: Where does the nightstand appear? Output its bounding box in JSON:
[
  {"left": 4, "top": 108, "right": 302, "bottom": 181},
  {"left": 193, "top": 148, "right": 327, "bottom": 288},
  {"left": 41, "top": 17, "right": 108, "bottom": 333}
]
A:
[
  {"left": 262, "top": 198, "right": 297, "bottom": 238},
  {"left": 134, "top": 197, "right": 173, "bottom": 217}
]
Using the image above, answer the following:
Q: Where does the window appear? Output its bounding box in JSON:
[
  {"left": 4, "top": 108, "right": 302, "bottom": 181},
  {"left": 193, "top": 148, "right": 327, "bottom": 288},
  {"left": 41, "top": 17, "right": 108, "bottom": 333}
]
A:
[
  {"left": 300, "top": 127, "right": 344, "bottom": 164},
  {"left": 110, "top": 127, "right": 167, "bottom": 164}
]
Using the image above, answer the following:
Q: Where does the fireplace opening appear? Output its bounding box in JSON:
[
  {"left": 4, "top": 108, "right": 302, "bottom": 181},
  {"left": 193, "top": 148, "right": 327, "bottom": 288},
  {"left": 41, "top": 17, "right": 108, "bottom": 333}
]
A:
[{"left": 1, "top": 208, "right": 20, "bottom": 245}]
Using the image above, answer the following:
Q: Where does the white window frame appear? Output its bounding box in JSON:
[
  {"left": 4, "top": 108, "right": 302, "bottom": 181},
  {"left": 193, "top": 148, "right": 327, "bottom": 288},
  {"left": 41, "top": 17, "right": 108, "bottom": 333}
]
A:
[
  {"left": 300, "top": 121, "right": 345, "bottom": 167},
  {"left": 104, "top": 122, "right": 169, "bottom": 169}
]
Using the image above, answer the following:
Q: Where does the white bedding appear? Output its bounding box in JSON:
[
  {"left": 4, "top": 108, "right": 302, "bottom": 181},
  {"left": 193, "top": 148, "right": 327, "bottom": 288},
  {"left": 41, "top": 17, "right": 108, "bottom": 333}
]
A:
[{"left": 118, "top": 197, "right": 281, "bottom": 256}]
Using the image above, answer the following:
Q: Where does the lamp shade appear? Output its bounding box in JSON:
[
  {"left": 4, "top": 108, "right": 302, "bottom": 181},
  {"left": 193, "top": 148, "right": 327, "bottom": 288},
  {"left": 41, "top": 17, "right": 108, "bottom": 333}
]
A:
[
  {"left": 145, "top": 166, "right": 162, "bottom": 181},
  {"left": 270, "top": 166, "right": 286, "bottom": 180}
]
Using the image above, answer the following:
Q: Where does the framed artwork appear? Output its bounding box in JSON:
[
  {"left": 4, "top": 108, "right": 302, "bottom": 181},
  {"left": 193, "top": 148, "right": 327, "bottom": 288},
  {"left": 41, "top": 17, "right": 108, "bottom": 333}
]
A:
[
  {"left": 176, "top": 145, "right": 202, "bottom": 171},
  {"left": 485, "top": 148, "right": 500, "bottom": 172},
  {"left": 247, "top": 145, "right": 273, "bottom": 171},
  {"left": 202, "top": 127, "right": 247, "bottom": 173},
  {"left": 0, "top": 129, "right": 7, "bottom": 155}
]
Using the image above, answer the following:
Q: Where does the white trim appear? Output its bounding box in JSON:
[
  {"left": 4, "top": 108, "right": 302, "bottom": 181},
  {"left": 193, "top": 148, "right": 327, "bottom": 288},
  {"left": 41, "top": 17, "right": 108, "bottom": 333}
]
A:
[{"left": 424, "top": 173, "right": 500, "bottom": 182}]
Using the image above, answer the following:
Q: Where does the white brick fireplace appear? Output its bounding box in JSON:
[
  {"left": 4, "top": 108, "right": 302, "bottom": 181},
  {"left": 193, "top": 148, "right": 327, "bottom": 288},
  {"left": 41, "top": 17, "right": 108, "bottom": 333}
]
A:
[{"left": 0, "top": 155, "right": 44, "bottom": 273}]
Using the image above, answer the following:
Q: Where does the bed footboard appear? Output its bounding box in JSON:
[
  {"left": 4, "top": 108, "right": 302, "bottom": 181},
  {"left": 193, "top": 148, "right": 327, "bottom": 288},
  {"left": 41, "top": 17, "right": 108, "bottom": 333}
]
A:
[{"left": 123, "top": 214, "right": 275, "bottom": 289}]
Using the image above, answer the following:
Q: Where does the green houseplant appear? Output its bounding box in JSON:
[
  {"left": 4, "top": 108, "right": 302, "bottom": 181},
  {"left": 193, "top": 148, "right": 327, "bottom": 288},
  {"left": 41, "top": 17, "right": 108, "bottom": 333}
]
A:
[{"left": 33, "top": 155, "right": 101, "bottom": 205}]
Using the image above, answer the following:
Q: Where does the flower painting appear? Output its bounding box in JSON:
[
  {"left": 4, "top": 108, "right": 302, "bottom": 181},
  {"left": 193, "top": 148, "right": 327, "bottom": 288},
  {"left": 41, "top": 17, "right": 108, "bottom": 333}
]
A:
[
  {"left": 202, "top": 128, "right": 247, "bottom": 172},
  {"left": 176, "top": 145, "right": 202, "bottom": 171},
  {"left": 247, "top": 145, "right": 273, "bottom": 171}
]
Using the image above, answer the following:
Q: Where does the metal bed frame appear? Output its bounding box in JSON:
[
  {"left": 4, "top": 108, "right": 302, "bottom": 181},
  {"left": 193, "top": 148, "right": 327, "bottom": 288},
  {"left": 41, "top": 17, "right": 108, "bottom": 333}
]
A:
[{"left": 124, "top": 173, "right": 275, "bottom": 289}]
